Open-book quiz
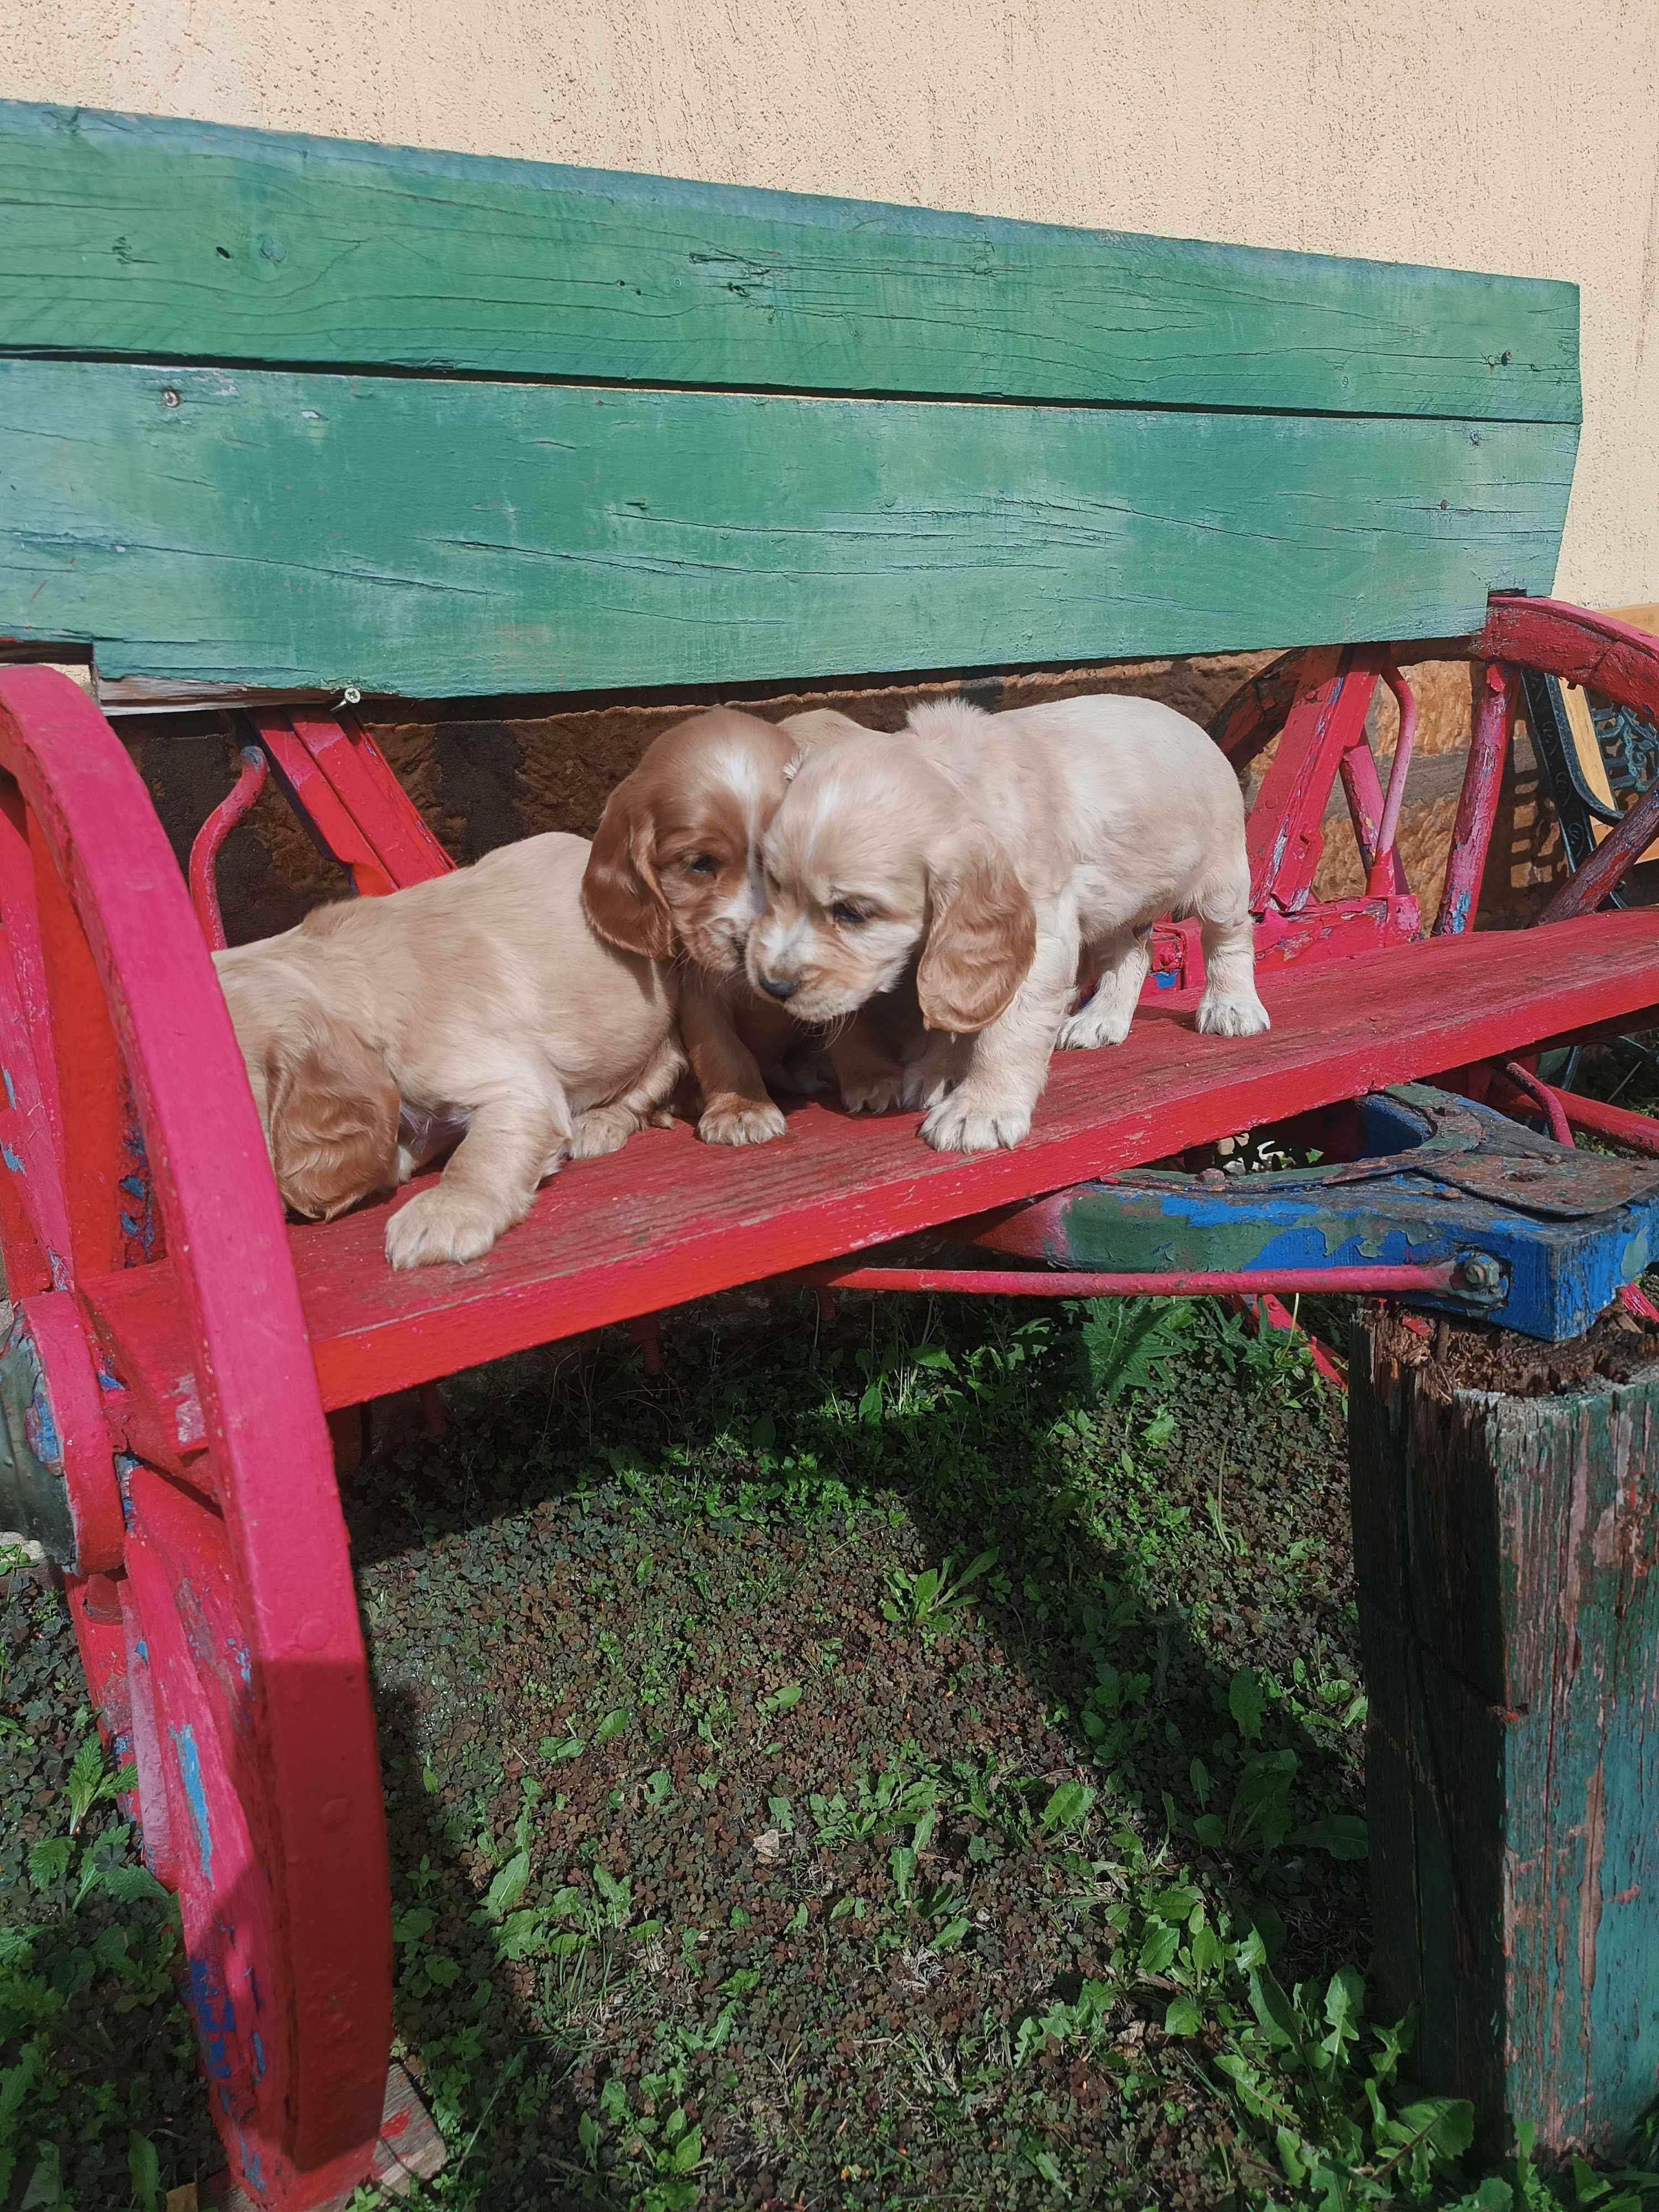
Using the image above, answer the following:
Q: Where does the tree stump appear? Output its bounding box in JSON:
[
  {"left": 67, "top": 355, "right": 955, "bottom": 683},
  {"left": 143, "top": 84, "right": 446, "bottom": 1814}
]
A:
[{"left": 1350, "top": 1305, "right": 1659, "bottom": 2158}]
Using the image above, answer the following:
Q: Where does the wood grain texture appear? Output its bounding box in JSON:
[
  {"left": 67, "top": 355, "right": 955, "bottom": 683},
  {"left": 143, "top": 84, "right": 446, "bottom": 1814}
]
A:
[
  {"left": 0, "top": 362, "right": 1575, "bottom": 696},
  {"left": 75, "top": 909, "right": 1657, "bottom": 1413},
  {"left": 0, "top": 100, "right": 1580, "bottom": 422},
  {"left": 1352, "top": 1324, "right": 1659, "bottom": 2156}
]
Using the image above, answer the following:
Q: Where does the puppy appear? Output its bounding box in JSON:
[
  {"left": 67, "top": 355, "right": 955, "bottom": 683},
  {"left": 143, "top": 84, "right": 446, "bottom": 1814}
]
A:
[
  {"left": 746, "top": 693, "right": 1267, "bottom": 1154},
  {"left": 581, "top": 707, "right": 903, "bottom": 1142},
  {"left": 215, "top": 833, "right": 681, "bottom": 1267}
]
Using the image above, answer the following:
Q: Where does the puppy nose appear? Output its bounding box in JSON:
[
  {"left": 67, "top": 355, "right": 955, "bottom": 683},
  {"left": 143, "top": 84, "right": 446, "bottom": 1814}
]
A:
[{"left": 758, "top": 973, "right": 799, "bottom": 1003}]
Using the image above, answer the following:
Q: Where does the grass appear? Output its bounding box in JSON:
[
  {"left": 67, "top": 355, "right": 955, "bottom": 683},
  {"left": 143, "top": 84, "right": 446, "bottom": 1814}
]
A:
[{"left": 4, "top": 1275, "right": 1659, "bottom": 2208}]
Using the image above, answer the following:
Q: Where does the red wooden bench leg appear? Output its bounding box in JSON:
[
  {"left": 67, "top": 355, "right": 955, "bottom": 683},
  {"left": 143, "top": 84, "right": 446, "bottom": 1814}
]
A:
[{"left": 0, "top": 669, "right": 392, "bottom": 2211}]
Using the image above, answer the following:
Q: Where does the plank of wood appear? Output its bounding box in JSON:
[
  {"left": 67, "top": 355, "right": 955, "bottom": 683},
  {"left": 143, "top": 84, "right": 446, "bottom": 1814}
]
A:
[
  {"left": 0, "top": 100, "right": 1581, "bottom": 422},
  {"left": 1352, "top": 1319, "right": 1659, "bottom": 2157},
  {"left": 225, "top": 911, "right": 1655, "bottom": 1407},
  {"left": 0, "top": 362, "right": 1575, "bottom": 696}
]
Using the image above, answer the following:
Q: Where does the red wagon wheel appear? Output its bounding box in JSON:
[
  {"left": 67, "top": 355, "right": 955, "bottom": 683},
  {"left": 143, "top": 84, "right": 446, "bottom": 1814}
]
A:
[{"left": 0, "top": 668, "right": 390, "bottom": 2210}]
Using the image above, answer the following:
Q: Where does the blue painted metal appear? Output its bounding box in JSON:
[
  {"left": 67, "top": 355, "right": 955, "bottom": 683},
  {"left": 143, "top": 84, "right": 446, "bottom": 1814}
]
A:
[{"left": 974, "top": 1086, "right": 1659, "bottom": 1342}]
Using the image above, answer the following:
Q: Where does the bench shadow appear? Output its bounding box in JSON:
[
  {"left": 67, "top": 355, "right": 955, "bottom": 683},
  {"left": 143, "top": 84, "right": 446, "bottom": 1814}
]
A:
[{"left": 339, "top": 1281, "right": 1368, "bottom": 2202}]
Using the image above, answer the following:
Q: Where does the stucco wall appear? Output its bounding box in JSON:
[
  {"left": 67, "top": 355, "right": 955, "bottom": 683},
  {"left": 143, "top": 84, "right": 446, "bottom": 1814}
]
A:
[{"left": 10, "top": 0, "right": 1659, "bottom": 606}]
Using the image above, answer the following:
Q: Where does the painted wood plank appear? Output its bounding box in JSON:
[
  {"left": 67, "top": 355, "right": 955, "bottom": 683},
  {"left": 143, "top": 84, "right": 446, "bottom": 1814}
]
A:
[
  {"left": 0, "top": 101, "right": 1581, "bottom": 422},
  {"left": 0, "top": 361, "right": 1575, "bottom": 696},
  {"left": 82, "top": 909, "right": 1658, "bottom": 1413},
  {"left": 1352, "top": 1320, "right": 1659, "bottom": 2156}
]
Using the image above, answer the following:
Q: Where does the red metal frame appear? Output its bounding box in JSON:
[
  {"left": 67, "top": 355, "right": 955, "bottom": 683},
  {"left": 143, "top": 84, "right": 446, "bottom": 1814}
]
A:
[
  {"left": 1486, "top": 1062, "right": 1659, "bottom": 1329},
  {"left": 1519, "top": 1082, "right": 1659, "bottom": 1161},
  {"left": 1433, "top": 662, "right": 1516, "bottom": 935},
  {"left": 6, "top": 596, "right": 1659, "bottom": 2211},
  {"left": 249, "top": 709, "right": 453, "bottom": 896},
  {"left": 797, "top": 1262, "right": 1464, "bottom": 1297},
  {"left": 1233, "top": 1290, "right": 1348, "bottom": 1390},
  {"left": 1367, "top": 664, "right": 1416, "bottom": 898},
  {"left": 1537, "top": 774, "right": 1659, "bottom": 924},
  {"left": 188, "top": 745, "right": 267, "bottom": 950}
]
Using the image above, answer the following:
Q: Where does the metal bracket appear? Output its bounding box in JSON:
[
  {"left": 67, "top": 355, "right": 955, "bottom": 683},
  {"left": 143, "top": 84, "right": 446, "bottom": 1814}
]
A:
[{"left": 961, "top": 1085, "right": 1659, "bottom": 1343}]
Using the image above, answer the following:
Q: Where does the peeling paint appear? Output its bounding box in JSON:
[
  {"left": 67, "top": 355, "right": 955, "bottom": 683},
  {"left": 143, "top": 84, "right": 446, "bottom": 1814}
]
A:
[
  {"left": 1031, "top": 1084, "right": 1659, "bottom": 1343},
  {"left": 22, "top": 1378, "right": 61, "bottom": 1473},
  {"left": 1576, "top": 1758, "right": 1606, "bottom": 2057},
  {"left": 170, "top": 1723, "right": 213, "bottom": 1880},
  {"left": 186, "top": 1955, "right": 234, "bottom": 2082},
  {"left": 1, "top": 1143, "right": 24, "bottom": 1175}
]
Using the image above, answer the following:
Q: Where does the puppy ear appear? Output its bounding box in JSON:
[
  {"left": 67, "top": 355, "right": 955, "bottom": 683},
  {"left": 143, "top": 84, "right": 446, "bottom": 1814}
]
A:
[
  {"left": 582, "top": 784, "right": 675, "bottom": 959},
  {"left": 778, "top": 708, "right": 872, "bottom": 753},
  {"left": 267, "top": 1021, "right": 400, "bottom": 1222},
  {"left": 916, "top": 834, "right": 1037, "bottom": 1033}
]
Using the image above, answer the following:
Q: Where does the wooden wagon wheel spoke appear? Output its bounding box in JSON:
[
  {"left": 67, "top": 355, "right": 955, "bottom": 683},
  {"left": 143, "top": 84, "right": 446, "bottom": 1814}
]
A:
[
  {"left": 0, "top": 667, "right": 392, "bottom": 2210},
  {"left": 122, "top": 1465, "right": 306, "bottom": 2194}
]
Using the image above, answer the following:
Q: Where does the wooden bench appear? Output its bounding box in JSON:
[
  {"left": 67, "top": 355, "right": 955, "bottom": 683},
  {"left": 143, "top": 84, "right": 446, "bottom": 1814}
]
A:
[{"left": 2, "top": 97, "right": 1657, "bottom": 2209}]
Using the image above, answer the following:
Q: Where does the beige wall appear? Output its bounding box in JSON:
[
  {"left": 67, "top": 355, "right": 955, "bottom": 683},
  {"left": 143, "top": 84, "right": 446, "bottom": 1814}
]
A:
[{"left": 10, "top": 0, "right": 1659, "bottom": 604}]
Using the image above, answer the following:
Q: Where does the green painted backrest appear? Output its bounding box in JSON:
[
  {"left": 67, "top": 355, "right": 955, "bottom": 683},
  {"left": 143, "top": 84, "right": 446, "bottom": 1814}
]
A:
[{"left": 0, "top": 101, "right": 1580, "bottom": 701}]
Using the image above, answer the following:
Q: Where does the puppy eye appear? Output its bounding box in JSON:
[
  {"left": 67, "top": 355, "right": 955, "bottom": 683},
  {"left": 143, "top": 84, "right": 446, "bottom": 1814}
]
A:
[
  {"left": 685, "top": 855, "right": 718, "bottom": 877},
  {"left": 831, "top": 901, "right": 868, "bottom": 927}
]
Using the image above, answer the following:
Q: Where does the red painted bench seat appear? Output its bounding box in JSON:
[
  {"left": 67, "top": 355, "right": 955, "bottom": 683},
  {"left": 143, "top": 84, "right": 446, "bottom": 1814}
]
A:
[{"left": 281, "top": 910, "right": 1659, "bottom": 1408}]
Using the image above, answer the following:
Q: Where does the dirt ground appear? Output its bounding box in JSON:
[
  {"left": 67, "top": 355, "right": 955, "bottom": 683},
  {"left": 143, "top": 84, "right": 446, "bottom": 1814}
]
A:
[
  {"left": 0, "top": 1286, "right": 1450, "bottom": 2210},
  {"left": 6, "top": 1260, "right": 1659, "bottom": 2206}
]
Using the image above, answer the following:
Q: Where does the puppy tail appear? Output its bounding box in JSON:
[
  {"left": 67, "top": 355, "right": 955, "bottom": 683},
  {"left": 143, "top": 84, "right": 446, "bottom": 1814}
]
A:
[{"left": 905, "top": 698, "right": 993, "bottom": 744}]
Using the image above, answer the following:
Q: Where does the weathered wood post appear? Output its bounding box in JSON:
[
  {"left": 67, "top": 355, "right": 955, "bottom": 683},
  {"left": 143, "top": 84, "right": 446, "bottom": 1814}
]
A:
[{"left": 1350, "top": 1308, "right": 1659, "bottom": 2157}]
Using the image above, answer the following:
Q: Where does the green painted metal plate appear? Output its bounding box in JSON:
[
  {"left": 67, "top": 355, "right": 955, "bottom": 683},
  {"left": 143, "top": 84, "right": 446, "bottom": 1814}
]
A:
[
  {"left": 0, "top": 361, "right": 1577, "bottom": 698},
  {"left": 0, "top": 101, "right": 1581, "bottom": 424}
]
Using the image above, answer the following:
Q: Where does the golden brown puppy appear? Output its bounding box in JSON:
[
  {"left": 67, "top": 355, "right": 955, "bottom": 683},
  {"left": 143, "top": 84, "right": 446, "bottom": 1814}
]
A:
[
  {"left": 748, "top": 694, "right": 1265, "bottom": 1153},
  {"left": 215, "top": 833, "right": 681, "bottom": 1267},
  {"left": 581, "top": 707, "right": 903, "bottom": 1142}
]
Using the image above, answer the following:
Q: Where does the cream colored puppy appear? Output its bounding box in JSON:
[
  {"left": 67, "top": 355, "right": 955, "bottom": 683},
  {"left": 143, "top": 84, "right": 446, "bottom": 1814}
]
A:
[
  {"left": 215, "top": 833, "right": 681, "bottom": 1267},
  {"left": 747, "top": 694, "right": 1267, "bottom": 1153}
]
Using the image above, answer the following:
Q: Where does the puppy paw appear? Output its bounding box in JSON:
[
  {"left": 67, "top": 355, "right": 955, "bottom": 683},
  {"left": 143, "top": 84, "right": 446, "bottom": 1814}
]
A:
[
  {"left": 384, "top": 1186, "right": 510, "bottom": 1269},
  {"left": 1056, "top": 1001, "right": 1134, "bottom": 1051},
  {"left": 698, "top": 1097, "right": 787, "bottom": 1146},
  {"left": 841, "top": 1071, "right": 905, "bottom": 1115},
  {"left": 571, "top": 1105, "right": 638, "bottom": 1158},
  {"left": 1196, "top": 991, "right": 1271, "bottom": 1039},
  {"left": 920, "top": 1093, "right": 1032, "bottom": 1153},
  {"left": 900, "top": 1037, "right": 967, "bottom": 1110}
]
